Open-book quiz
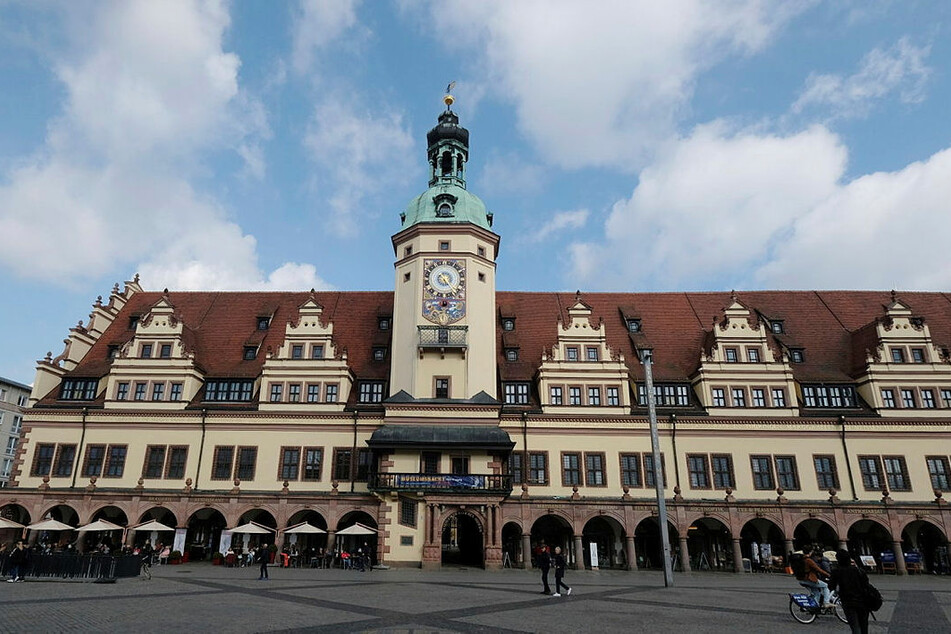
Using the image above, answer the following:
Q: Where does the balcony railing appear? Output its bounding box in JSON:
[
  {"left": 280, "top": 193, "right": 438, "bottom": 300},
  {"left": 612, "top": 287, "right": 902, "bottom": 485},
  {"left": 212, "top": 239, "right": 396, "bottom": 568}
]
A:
[
  {"left": 369, "top": 472, "right": 513, "bottom": 493},
  {"left": 418, "top": 325, "right": 467, "bottom": 349}
]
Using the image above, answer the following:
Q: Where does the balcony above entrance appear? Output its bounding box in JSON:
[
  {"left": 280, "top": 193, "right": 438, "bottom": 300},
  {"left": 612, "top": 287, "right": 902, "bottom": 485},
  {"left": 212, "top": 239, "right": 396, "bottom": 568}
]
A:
[
  {"left": 418, "top": 325, "right": 467, "bottom": 357},
  {"left": 367, "top": 425, "right": 514, "bottom": 450}
]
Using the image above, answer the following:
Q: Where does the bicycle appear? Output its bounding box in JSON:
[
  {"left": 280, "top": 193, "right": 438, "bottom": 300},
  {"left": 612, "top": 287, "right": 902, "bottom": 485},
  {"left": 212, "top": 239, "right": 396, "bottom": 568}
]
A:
[{"left": 788, "top": 589, "right": 847, "bottom": 624}]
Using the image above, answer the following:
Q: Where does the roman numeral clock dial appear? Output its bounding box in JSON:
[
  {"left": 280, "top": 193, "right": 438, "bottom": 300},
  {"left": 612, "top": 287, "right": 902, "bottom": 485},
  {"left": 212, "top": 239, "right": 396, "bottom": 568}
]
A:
[{"left": 422, "top": 259, "right": 466, "bottom": 325}]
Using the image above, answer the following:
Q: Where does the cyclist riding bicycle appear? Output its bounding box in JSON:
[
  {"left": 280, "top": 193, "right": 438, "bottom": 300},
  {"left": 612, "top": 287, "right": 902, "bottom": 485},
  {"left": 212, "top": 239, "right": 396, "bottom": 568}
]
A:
[{"left": 796, "top": 547, "right": 832, "bottom": 608}]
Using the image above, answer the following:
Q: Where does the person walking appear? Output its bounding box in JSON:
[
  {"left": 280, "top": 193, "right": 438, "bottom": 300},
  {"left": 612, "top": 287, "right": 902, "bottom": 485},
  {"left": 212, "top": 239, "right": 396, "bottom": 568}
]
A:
[
  {"left": 537, "top": 543, "right": 552, "bottom": 595},
  {"left": 7, "top": 540, "right": 29, "bottom": 582},
  {"left": 257, "top": 543, "right": 270, "bottom": 580},
  {"left": 829, "top": 550, "right": 871, "bottom": 634},
  {"left": 551, "top": 546, "right": 571, "bottom": 597}
]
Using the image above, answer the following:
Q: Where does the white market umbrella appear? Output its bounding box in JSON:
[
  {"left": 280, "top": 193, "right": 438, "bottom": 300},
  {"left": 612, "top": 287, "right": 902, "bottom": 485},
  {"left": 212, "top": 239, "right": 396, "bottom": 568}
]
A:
[
  {"left": 284, "top": 522, "right": 326, "bottom": 535},
  {"left": 336, "top": 523, "right": 377, "bottom": 536},
  {"left": 229, "top": 521, "right": 275, "bottom": 535},
  {"left": 27, "top": 519, "right": 75, "bottom": 531},
  {"left": 0, "top": 518, "right": 25, "bottom": 530},
  {"left": 76, "top": 519, "right": 124, "bottom": 533},
  {"left": 131, "top": 520, "right": 175, "bottom": 532}
]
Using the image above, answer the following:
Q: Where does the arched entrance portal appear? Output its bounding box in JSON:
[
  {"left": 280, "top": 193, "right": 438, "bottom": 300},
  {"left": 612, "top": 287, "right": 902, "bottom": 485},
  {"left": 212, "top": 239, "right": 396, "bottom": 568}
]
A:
[
  {"left": 687, "top": 518, "right": 733, "bottom": 571},
  {"left": 794, "top": 518, "right": 838, "bottom": 552},
  {"left": 442, "top": 512, "right": 483, "bottom": 567},
  {"left": 848, "top": 519, "right": 892, "bottom": 561},
  {"left": 186, "top": 508, "right": 226, "bottom": 560},
  {"left": 635, "top": 517, "right": 679, "bottom": 571},
  {"left": 902, "top": 520, "right": 950, "bottom": 574},
  {"left": 501, "top": 522, "right": 522, "bottom": 567},
  {"left": 582, "top": 516, "right": 626, "bottom": 569},
  {"left": 741, "top": 518, "right": 785, "bottom": 572},
  {"left": 531, "top": 515, "right": 574, "bottom": 567}
]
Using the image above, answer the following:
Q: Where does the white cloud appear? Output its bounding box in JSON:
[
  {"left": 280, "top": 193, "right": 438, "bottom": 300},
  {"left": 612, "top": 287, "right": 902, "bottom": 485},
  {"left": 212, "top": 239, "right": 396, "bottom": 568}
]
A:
[
  {"left": 291, "top": 0, "right": 364, "bottom": 76},
  {"left": 303, "top": 97, "right": 416, "bottom": 236},
  {"left": 792, "top": 37, "right": 932, "bottom": 119},
  {"left": 477, "top": 151, "right": 546, "bottom": 196},
  {"left": 0, "top": 1, "right": 318, "bottom": 290},
  {"left": 526, "top": 209, "right": 590, "bottom": 244},
  {"left": 420, "top": 0, "right": 806, "bottom": 169}
]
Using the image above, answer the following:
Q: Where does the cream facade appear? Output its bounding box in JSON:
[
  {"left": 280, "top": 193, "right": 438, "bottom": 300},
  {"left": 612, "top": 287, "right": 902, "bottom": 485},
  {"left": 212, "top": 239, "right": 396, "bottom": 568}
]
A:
[{"left": 3, "top": 103, "right": 951, "bottom": 575}]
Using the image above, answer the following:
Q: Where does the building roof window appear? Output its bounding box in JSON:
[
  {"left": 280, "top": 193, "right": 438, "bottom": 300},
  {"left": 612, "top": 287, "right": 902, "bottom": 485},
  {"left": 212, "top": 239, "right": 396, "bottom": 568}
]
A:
[
  {"left": 505, "top": 348, "right": 518, "bottom": 362},
  {"left": 257, "top": 317, "right": 270, "bottom": 330},
  {"left": 627, "top": 319, "right": 641, "bottom": 333},
  {"left": 790, "top": 349, "right": 804, "bottom": 363},
  {"left": 771, "top": 320, "right": 785, "bottom": 334},
  {"left": 372, "top": 347, "right": 387, "bottom": 361},
  {"left": 378, "top": 317, "right": 391, "bottom": 331},
  {"left": 243, "top": 346, "right": 257, "bottom": 360},
  {"left": 502, "top": 318, "right": 515, "bottom": 331}
]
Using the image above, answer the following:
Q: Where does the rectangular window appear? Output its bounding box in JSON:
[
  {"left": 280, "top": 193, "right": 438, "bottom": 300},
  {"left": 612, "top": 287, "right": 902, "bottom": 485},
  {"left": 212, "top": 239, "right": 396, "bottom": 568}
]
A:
[
  {"left": 507, "top": 452, "right": 523, "bottom": 483},
  {"left": 166, "top": 447, "right": 187, "bottom": 479},
  {"left": 243, "top": 346, "right": 257, "bottom": 360},
  {"left": 116, "top": 382, "right": 129, "bottom": 401},
  {"left": 620, "top": 453, "right": 641, "bottom": 487},
  {"left": 881, "top": 389, "right": 896, "bottom": 408},
  {"left": 1, "top": 459, "right": 10, "bottom": 478},
  {"left": 676, "top": 385, "right": 689, "bottom": 406},
  {"left": 803, "top": 386, "right": 816, "bottom": 407},
  {"left": 211, "top": 446, "right": 235, "bottom": 480},
  {"left": 170, "top": 383, "right": 182, "bottom": 401},
  {"left": 450, "top": 456, "right": 469, "bottom": 475},
  {"left": 725, "top": 348, "right": 738, "bottom": 363},
  {"left": 503, "top": 383, "right": 529, "bottom": 405},
  {"left": 912, "top": 348, "right": 925, "bottom": 363},
  {"left": 134, "top": 382, "right": 147, "bottom": 401},
  {"left": 270, "top": 384, "right": 283, "bottom": 402},
  {"left": 922, "top": 389, "right": 936, "bottom": 409},
  {"left": 372, "top": 347, "right": 387, "bottom": 361},
  {"left": 141, "top": 344, "right": 152, "bottom": 359},
  {"left": 883, "top": 456, "right": 910, "bottom": 491},
  {"left": 687, "top": 454, "right": 710, "bottom": 489},
  {"left": 307, "top": 384, "right": 320, "bottom": 402},
  {"left": 358, "top": 382, "right": 385, "bottom": 403},
  {"left": 751, "top": 388, "right": 766, "bottom": 407},
  {"left": 325, "top": 384, "right": 338, "bottom": 402},
  {"left": 400, "top": 498, "right": 417, "bottom": 528},
  {"left": 586, "top": 347, "right": 599, "bottom": 362},
  {"left": 747, "top": 348, "right": 760, "bottom": 363},
  {"left": 143, "top": 446, "right": 167, "bottom": 478},
  {"left": 160, "top": 344, "right": 172, "bottom": 359},
  {"left": 711, "top": 388, "right": 725, "bottom": 407},
  {"left": 813, "top": 455, "right": 839, "bottom": 490},
  {"left": 10, "top": 416, "right": 21, "bottom": 434},
  {"left": 151, "top": 383, "right": 165, "bottom": 401},
  {"left": 104, "top": 445, "right": 127, "bottom": 477},
  {"left": 419, "top": 451, "right": 440, "bottom": 475},
  {"left": 712, "top": 454, "right": 734, "bottom": 489},
  {"left": 926, "top": 456, "right": 950, "bottom": 491},
  {"left": 644, "top": 453, "right": 666, "bottom": 488},
  {"left": 942, "top": 389, "right": 951, "bottom": 408},
  {"left": 52, "top": 444, "right": 76, "bottom": 478},
  {"left": 82, "top": 445, "right": 106, "bottom": 477},
  {"left": 31, "top": 443, "right": 55, "bottom": 477},
  {"left": 772, "top": 388, "right": 786, "bottom": 407},
  {"left": 529, "top": 452, "right": 548, "bottom": 485},
  {"left": 588, "top": 387, "right": 601, "bottom": 406},
  {"left": 585, "top": 453, "right": 606, "bottom": 486},
  {"left": 568, "top": 387, "right": 581, "bottom": 406},
  {"left": 280, "top": 447, "right": 301, "bottom": 480},
  {"left": 334, "top": 448, "right": 352, "bottom": 481},
  {"left": 791, "top": 349, "right": 804, "bottom": 363},
  {"left": 607, "top": 386, "right": 620, "bottom": 406},
  {"left": 435, "top": 378, "right": 449, "bottom": 399},
  {"left": 891, "top": 348, "right": 905, "bottom": 363},
  {"left": 566, "top": 347, "right": 579, "bottom": 361},
  {"left": 750, "top": 455, "right": 774, "bottom": 490},
  {"left": 288, "top": 384, "right": 301, "bottom": 403},
  {"left": 355, "top": 449, "right": 371, "bottom": 482},
  {"left": 771, "top": 320, "right": 784, "bottom": 334},
  {"left": 901, "top": 389, "right": 916, "bottom": 408},
  {"left": 731, "top": 388, "right": 746, "bottom": 407},
  {"left": 550, "top": 386, "right": 563, "bottom": 405},
  {"left": 60, "top": 378, "right": 99, "bottom": 401},
  {"left": 775, "top": 455, "right": 799, "bottom": 490},
  {"left": 311, "top": 345, "right": 324, "bottom": 359},
  {"left": 235, "top": 447, "right": 257, "bottom": 481},
  {"left": 858, "top": 456, "right": 882, "bottom": 490},
  {"left": 303, "top": 448, "right": 323, "bottom": 481},
  {"left": 292, "top": 345, "right": 303, "bottom": 359},
  {"left": 4, "top": 436, "right": 15, "bottom": 455}
]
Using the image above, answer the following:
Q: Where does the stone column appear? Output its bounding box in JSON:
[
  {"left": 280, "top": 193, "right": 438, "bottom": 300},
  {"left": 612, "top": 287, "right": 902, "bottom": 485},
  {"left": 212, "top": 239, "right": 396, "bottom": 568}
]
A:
[
  {"left": 838, "top": 540, "right": 848, "bottom": 551},
  {"left": 521, "top": 533, "right": 532, "bottom": 569},
  {"left": 732, "top": 538, "right": 744, "bottom": 573},
  {"left": 784, "top": 538, "right": 794, "bottom": 556},
  {"left": 678, "top": 536, "right": 691, "bottom": 572},
  {"left": 573, "top": 535, "right": 585, "bottom": 570},
  {"left": 892, "top": 541, "right": 907, "bottom": 575},
  {"left": 326, "top": 530, "right": 336, "bottom": 555},
  {"left": 625, "top": 535, "right": 637, "bottom": 571}
]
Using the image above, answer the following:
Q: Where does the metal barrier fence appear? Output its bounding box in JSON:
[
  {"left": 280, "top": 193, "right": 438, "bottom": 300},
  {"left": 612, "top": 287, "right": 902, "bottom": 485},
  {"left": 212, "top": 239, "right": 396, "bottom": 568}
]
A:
[{"left": 0, "top": 552, "right": 141, "bottom": 581}]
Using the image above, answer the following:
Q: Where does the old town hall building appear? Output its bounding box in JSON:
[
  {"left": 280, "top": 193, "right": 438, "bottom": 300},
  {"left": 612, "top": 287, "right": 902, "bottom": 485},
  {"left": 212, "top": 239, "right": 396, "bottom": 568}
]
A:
[{"left": 2, "top": 97, "right": 950, "bottom": 575}]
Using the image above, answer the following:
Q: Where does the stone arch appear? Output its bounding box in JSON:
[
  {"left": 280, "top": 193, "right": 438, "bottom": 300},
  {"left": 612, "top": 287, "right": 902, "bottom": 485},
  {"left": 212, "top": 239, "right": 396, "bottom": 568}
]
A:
[
  {"left": 335, "top": 510, "right": 379, "bottom": 565},
  {"left": 686, "top": 516, "right": 734, "bottom": 571},
  {"left": 138, "top": 506, "right": 178, "bottom": 527},
  {"left": 741, "top": 517, "right": 785, "bottom": 571},
  {"left": 501, "top": 521, "right": 523, "bottom": 567},
  {"left": 683, "top": 511, "right": 732, "bottom": 535},
  {"left": 847, "top": 518, "right": 894, "bottom": 560},
  {"left": 582, "top": 514, "right": 626, "bottom": 569},
  {"left": 900, "top": 518, "right": 949, "bottom": 574},
  {"left": 794, "top": 518, "right": 839, "bottom": 552},
  {"left": 32, "top": 504, "right": 80, "bottom": 550},
  {"left": 185, "top": 507, "right": 227, "bottom": 558},
  {"left": 132, "top": 506, "right": 177, "bottom": 548},
  {"left": 38, "top": 503, "right": 80, "bottom": 527},
  {"left": 0, "top": 503, "right": 31, "bottom": 526},
  {"left": 530, "top": 513, "right": 574, "bottom": 566},
  {"left": 634, "top": 516, "right": 680, "bottom": 571},
  {"left": 843, "top": 514, "right": 890, "bottom": 535},
  {"left": 237, "top": 508, "right": 278, "bottom": 529},
  {"left": 90, "top": 504, "right": 129, "bottom": 525},
  {"left": 440, "top": 509, "right": 485, "bottom": 568},
  {"left": 283, "top": 508, "right": 329, "bottom": 553}
]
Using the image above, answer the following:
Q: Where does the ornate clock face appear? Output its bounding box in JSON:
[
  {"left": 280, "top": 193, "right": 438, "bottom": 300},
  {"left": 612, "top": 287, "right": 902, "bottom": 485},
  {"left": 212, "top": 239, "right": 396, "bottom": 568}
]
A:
[{"left": 422, "top": 258, "right": 466, "bottom": 325}]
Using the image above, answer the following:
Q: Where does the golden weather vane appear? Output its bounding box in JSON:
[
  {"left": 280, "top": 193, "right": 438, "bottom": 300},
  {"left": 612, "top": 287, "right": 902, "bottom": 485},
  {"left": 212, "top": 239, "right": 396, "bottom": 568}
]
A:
[{"left": 444, "top": 81, "right": 456, "bottom": 108}]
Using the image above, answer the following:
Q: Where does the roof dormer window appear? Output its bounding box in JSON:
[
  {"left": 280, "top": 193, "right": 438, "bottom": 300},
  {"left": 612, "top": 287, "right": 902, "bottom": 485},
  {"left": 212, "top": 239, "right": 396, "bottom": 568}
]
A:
[
  {"left": 626, "top": 319, "right": 641, "bottom": 333},
  {"left": 505, "top": 348, "right": 518, "bottom": 362},
  {"left": 436, "top": 202, "right": 454, "bottom": 217},
  {"left": 790, "top": 349, "right": 804, "bottom": 363},
  {"left": 243, "top": 346, "right": 258, "bottom": 360},
  {"left": 502, "top": 318, "right": 515, "bottom": 331},
  {"left": 770, "top": 320, "right": 785, "bottom": 334},
  {"left": 891, "top": 348, "right": 905, "bottom": 363},
  {"left": 378, "top": 317, "right": 391, "bottom": 331},
  {"left": 257, "top": 317, "right": 270, "bottom": 330},
  {"left": 129, "top": 315, "right": 140, "bottom": 329},
  {"left": 373, "top": 346, "right": 387, "bottom": 361}
]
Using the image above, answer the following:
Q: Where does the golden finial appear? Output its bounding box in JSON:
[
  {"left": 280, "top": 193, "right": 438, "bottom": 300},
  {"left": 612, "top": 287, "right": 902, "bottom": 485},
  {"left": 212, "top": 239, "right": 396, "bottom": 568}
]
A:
[{"left": 444, "top": 81, "right": 456, "bottom": 108}]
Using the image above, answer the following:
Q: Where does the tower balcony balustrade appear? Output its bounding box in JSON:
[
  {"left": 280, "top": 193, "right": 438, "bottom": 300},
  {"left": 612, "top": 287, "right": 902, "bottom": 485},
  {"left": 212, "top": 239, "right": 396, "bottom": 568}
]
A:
[{"left": 418, "top": 325, "right": 468, "bottom": 352}]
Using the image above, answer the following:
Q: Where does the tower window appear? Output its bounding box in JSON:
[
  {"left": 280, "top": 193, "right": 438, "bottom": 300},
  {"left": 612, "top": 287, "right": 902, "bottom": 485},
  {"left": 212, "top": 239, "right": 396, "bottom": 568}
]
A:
[
  {"left": 436, "top": 203, "right": 453, "bottom": 217},
  {"left": 404, "top": 245, "right": 412, "bottom": 256},
  {"left": 477, "top": 246, "right": 486, "bottom": 258},
  {"left": 435, "top": 378, "right": 449, "bottom": 399},
  {"left": 439, "top": 241, "right": 450, "bottom": 251}
]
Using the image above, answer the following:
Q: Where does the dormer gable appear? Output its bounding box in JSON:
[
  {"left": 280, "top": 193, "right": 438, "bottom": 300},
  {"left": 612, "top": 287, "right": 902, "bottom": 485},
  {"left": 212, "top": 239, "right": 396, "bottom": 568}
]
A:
[
  {"left": 704, "top": 294, "right": 777, "bottom": 364},
  {"left": 272, "top": 293, "right": 339, "bottom": 361}
]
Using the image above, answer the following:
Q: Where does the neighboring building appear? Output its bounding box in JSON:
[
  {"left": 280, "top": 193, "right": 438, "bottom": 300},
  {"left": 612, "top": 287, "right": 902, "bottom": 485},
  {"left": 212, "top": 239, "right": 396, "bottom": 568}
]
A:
[
  {"left": 2, "top": 98, "right": 950, "bottom": 574},
  {"left": 0, "top": 377, "right": 29, "bottom": 489}
]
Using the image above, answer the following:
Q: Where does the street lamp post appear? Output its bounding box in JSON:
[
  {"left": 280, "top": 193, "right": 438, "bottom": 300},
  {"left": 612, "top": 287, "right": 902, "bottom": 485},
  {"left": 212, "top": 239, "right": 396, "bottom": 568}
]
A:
[{"left": 639, "top": 347, "right": 674, "bottom": 587}]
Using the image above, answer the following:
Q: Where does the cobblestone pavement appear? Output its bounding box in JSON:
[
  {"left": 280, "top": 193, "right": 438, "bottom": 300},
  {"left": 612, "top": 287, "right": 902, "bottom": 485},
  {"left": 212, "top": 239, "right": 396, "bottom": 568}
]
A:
[{"left": 1, "top": 564, "right": 948, "bottom": 633}]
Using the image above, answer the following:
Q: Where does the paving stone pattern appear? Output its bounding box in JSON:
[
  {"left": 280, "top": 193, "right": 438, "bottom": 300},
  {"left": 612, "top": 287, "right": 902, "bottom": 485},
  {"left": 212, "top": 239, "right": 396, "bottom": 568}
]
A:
[{"left": 0, "top": 564, "right": 948, "bottom": 633}]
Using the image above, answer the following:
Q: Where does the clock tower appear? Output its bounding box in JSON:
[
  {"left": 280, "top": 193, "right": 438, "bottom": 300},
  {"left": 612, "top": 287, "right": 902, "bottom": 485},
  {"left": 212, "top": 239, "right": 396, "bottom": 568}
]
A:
[{"left": 389, "top": 94, "right": 499, "bottom": 401}]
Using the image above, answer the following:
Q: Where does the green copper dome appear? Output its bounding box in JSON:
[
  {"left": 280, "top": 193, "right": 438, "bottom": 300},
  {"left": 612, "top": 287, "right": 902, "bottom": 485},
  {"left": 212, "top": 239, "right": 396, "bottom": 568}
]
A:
[{"left": 400, "top": 105, "right": 493, "bottom": 231}]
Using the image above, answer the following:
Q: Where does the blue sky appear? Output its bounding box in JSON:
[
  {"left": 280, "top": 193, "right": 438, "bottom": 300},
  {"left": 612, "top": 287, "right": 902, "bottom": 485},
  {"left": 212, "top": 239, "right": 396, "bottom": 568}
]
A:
[{"left": 1, "top": 0, "right": 950, "bottom": 385}]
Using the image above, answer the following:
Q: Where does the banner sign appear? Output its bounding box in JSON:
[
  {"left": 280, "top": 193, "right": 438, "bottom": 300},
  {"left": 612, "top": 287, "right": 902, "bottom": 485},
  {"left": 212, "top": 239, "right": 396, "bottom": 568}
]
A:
[
  {"left": 393, "top": 474, "right": 485, "bottom": 489},
  {"left": 880, "top": 551, "right": 895, "bottom": 563},
  {"left": 904, "top": 552, "right": 921, "bottom": 564}
]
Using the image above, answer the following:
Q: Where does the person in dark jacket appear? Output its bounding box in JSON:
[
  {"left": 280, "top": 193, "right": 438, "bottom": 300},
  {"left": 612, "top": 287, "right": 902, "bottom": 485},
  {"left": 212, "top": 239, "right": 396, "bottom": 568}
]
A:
[
  {"left": 537, "top": 544, "right": 551, "bottom": 594},
  {"left": 257, "top": 543, "right": 270, "bottom": 580},
  {"left": 7, "top": 540, "right": 29, "bottom": 582},
  {"left": 551, "top": 546, "right": 571, "bottom": 597},
  {"left": 829, "top": 550, "right": 870, "bottom": 634}
]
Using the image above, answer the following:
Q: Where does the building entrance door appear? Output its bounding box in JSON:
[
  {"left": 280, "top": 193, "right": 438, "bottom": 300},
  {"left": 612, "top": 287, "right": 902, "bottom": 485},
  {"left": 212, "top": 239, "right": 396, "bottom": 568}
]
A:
[{"left": 442, "top": 512, "right": 483, "bottom": 567}]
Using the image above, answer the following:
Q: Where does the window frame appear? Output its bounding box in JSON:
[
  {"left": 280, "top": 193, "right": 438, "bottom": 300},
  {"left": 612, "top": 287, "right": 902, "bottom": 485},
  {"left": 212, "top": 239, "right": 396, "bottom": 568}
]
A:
[
  {"left": 620, "top": 453, "right": 641, "bottom": 487},
  {"left": 165, "top": 446, "right": 188, "bottom": 479},
  {"left": 103, "top": 444, "right": 127, "bottom": 478},
  {"left": 211, "top": 445, "right": 235, "bottom": 481},
  {"left": 687, "top": 453, "right": 711, "bottom": 489},
  {"left": 774, "top": 455, "right": 800, "bottom": 491},
  {"left": 235, "top": 446, "right": 258, "bottom": 482},
  {"left": 143, "top": 445, "right": 167, "bottom": 479},
  {"left": 279, "top": 446, "right": 301, "bottom": 481},
  {"left": 813, "top": 454, "right": 839, "bottom": 491},
  {"left": 750, "top": 455, "right": 774, "bottom": 490},
  {"left": 926, "top": 456, "right": 951, "bottom": 491},
  {"left": 858, "top": 455, "right": 884, "bottom": 491},
  {"left": 31, "top": 443, "right": 56, "bottom": 477},
  {"left": 584, "top": 452, "right": 606, "bottom": 487},
  {"left": 561, "top": 452, "right": 582, "bottom": 487},
  {"left": 711, "top": 454, "right": 735, "bottom": 490},
  {"left": 528, "top": 451, "right": 549, "bottom": 485},
  {"left": 882, "top": 455, "right": 911, "bottom": 492},
  {"left": 82, "top": 444, "right": 107, "bottom": 478},
  {"left": 52, "top": 444, "right": 77, "bottom": 478}
]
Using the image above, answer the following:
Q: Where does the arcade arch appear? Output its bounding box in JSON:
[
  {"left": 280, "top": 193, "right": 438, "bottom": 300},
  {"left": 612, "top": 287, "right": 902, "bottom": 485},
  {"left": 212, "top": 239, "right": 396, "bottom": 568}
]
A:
[
  {"left": 531, "top": 514, "right": 574, "bottom": 567},
  {"left": 686, "top": 517, "right": 733, "bottom": 571},
  {"left": 582, "top": 516, "right": 626, "bottom": 569},
  {"left": 501, "top": 521, "right": 522, "bottom": 567},
  {"left": 794, "top": 518, "right": 839, "bottom": 552},
  {"left": 634, "top": 517, "right": 679, "bottom": 571},
  {"left": 442, "top": 511, "right": 483, "bottom": 567},
  {"left": 740, "top": 518, "right": 785, "bottom": 571},
  {"left": 186, "top": 508, "right": 226, "bottom": 559},
  {"left": 901, "top": 519, "right": 949, "bottom": 574}
]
